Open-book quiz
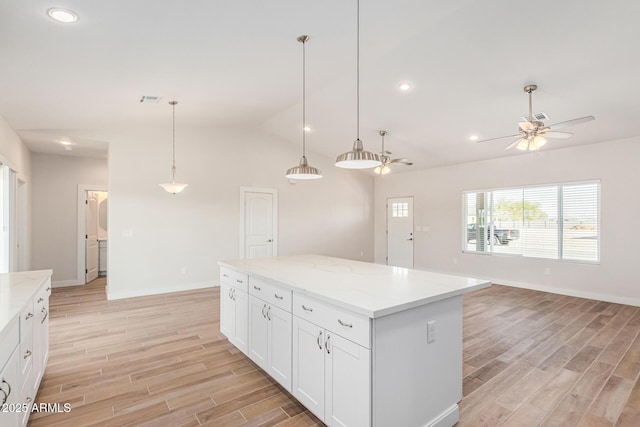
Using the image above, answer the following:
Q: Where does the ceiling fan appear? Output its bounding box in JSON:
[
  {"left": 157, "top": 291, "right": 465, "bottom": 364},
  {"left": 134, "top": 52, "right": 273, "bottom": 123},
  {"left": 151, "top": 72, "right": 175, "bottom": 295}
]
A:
[
  {"left": 374, "top": 130, "right": 413, "bottom": 175},
  {"left": 477, "top": 84, "right": 595, "bottom": 151}
]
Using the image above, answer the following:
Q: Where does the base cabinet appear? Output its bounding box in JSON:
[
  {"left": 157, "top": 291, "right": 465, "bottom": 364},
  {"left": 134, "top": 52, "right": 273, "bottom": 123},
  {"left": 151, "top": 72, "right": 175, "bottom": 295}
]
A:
[
  {"left": 0, "top": 275, "right": 51, "bottom": 427},
  {"left": 220, "top": 283, "right": 248, "bottom": 355},
  {"left": 292, "top": 316, "right": 370, "bottom": 426}
]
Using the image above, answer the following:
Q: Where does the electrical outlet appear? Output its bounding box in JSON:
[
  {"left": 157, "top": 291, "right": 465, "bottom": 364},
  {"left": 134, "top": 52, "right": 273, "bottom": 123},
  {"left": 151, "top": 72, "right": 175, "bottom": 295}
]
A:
[
  {"left": 427, "top": 320, "right": 436, "bottom": 343},
  {"left": 544, "top": 267, "right": 551, "bottom": 276}
]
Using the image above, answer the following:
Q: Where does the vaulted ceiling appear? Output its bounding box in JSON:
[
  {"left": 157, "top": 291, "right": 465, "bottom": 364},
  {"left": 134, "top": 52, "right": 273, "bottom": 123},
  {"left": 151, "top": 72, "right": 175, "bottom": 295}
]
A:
[{"left": 1, "top": 0, "right": 638, "bottom": 168}]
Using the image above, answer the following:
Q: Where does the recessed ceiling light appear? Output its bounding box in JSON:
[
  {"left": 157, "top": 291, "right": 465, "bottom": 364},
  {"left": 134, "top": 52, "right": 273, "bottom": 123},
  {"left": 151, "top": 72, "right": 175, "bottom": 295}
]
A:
[
  {"left": 59, "top": 140, "right": 74, "bottom": 146},
  {"left": 469, "top": 135, "right": 479, "bottom": 141},
  {"left": 397, "top": 81, "right": 413, "bottom": 92},
  {"left": 47, "top": 8, "right": 79, "bottom": 23},
  {"left": 303, "top": 126, "right": 311, "bottom": 132}
]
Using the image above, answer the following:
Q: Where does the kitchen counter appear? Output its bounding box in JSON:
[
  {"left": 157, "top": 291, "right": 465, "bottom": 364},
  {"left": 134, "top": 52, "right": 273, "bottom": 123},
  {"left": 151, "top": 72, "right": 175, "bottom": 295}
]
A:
[
  {"left": 0, "top": 270, "right": 53, "bottom": 333},
  {"left": 219, "top": 254, "right": 490, "bottom": 318}
]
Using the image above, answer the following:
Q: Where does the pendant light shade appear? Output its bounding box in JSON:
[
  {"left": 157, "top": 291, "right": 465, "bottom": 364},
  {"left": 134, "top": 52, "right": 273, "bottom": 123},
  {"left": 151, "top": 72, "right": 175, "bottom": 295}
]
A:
[
  {"left": 159, "top": 101, "right": 189, "bottom": 194},
  {"left": 335, "top": 0, "right": 381, "bottom": 169},
  {"left": 286, "top": 35, "right": 322, "bottom": 180}
]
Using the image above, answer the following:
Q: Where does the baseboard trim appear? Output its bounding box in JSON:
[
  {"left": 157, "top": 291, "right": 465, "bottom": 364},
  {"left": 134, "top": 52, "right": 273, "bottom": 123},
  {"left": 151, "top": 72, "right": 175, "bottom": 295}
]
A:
[
  {"left": 107, "top": 281, "right": 216, "bottom": 300},
  {"left": 493, "top": 279, "right": 640, "bottom": 307},
  {"left": 52, "top": 279, "right": 84, "bottom": 288},
  {"left": 424, "top": 404, "right": 459, "bottom": 427}
]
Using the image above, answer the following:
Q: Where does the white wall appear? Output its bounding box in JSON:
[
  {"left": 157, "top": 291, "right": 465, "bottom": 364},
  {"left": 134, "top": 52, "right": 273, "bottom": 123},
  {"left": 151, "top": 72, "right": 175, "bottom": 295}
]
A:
[
  {"left": 31, "top": 153, "right": 108, "bottom": 284},
  {"left": 106, "top": 127, "right": 374, "bottom": 299},
  {"left": 375, "top": 137, "right": 640, "bottom": 306},
  {"left": 0, "top": 114, "right": 32, "bottom": 270}
]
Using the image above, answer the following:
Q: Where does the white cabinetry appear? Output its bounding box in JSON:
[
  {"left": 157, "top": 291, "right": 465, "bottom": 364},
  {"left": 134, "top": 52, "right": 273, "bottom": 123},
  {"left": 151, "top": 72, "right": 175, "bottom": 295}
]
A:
[
  {"left": 0, "top": 272, "right": 52, "bottom": 427},
  {"left": 292, "top": 303, "right": 370, "bottom": 426},
  {"left": 0, "top": 320, "right": 20, "bottom": 427},
  {"left": 248, "top": 278, "right": 292, "bottom": 391},
  {"left": 219, "top": 268, "right": 248, "bottom": 355}
]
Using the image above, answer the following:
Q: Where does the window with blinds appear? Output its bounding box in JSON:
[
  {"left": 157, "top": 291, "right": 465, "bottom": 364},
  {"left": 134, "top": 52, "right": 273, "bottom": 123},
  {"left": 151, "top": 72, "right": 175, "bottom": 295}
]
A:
[{"left": 463, "top": 181, "right": 600, "bottom": 262}]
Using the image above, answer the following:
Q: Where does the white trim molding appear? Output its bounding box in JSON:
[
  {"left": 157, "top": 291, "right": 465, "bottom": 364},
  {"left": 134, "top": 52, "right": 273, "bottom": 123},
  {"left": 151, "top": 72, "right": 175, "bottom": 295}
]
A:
[
  {"left": 77, "top": 184, "right": 108, "bottom": 286},
  {"left": 107, "top": 281, "right": 215, "bottom": 300}
]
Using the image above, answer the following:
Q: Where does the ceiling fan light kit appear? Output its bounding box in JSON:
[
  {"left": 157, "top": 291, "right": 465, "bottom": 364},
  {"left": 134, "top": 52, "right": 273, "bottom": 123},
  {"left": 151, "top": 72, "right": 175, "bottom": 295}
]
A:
[
  {"left": 373, "top": 130, "right": 413, "bottom": 175},
  {"left": 335, "top": 0, "right": 381, "bottom": 169},
  {"left": 478, "top": 84, "right": 594, "bottom": 152},
  {"left": 159, "top": 101, "right": 189, "bottom": 194}
]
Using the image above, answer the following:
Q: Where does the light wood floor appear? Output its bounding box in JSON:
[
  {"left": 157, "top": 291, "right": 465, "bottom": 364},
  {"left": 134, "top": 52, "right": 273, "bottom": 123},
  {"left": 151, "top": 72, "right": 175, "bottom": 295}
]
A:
[{"left": 29, "top": 278, "right": 639, "bottom": 426}]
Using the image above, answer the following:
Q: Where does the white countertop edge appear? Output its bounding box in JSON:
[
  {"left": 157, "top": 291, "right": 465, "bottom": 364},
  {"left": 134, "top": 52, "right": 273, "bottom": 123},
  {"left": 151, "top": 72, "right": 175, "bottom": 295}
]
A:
[
  {"left": 218, "top": 260, "right": 491, "bottom": 319},
  {"left": 0, "top": 270, "right": 53, "bottom": 334}
]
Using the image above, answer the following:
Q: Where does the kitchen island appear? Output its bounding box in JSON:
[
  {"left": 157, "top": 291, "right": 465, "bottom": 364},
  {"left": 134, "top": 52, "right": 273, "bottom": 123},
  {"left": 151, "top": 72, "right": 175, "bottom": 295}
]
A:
[{"left": 218, "top": 255, "right": 490, "bottom": 427}]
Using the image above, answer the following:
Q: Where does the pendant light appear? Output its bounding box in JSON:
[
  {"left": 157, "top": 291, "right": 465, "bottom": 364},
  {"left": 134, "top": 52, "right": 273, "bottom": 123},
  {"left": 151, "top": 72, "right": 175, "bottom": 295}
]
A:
[
  {"left": 286, "top": 35, "right": 322, "bottom": 179},
  {"left": 335, "top": 0, "right": 381, "bottom": 169},
  {"left": 159, "top": 101, "right": 189, "bottom": 194}
]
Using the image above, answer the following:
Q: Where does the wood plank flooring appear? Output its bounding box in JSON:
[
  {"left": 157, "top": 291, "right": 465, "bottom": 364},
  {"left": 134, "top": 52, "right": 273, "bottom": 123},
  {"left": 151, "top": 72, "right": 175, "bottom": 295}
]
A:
[{"left": 29, "top": 278, "right": 639, "bottom": 426}]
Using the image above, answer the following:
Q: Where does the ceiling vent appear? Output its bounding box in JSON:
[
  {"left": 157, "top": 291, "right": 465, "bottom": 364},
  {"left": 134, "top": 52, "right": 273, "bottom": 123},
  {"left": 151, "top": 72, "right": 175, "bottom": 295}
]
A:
[
  {"left": 139, "top": 96, "right": 162, "bottom": 104},
  {"left": 522, "top": 112, "right": 550, "bottom": 122}
]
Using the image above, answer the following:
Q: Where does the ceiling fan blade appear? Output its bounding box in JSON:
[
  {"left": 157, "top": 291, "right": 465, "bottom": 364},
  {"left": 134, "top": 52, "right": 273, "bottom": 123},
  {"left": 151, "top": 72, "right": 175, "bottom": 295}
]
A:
[
  {"left": 504, "top": 139, "right": 522, "bottom": 150},
  {"left": 476, "top": 134, "right": 521, "bottom": 143},
  {"left": 547, "top": 115, "right": 595, "bottom": 130},
  {"left": 390, "top": 158, "right": 413, "bottom": 165},
  {"left": 543, "top": 131, "right": 573, "bottom": 139},
  {"left": 519, "top": 121, "right": 534, "bottom": 132}
]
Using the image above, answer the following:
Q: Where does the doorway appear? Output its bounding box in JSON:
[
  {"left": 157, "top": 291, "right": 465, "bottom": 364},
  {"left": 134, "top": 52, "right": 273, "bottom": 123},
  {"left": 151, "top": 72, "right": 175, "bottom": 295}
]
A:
[
  {"left": 386, "top": 197, "right": 414, "bottom": 268},
  {"left": 239, "top": 187, "right": 278, "bottom": 259},
  {"left": 77, "top": 185, "right": 108, "bottom": 285}
]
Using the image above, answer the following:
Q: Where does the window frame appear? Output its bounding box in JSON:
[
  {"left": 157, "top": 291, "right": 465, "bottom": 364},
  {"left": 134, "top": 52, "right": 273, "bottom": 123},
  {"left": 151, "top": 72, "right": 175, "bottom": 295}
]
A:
[{"left": 461, "top": 179, "right": 601, "bottom": 264}]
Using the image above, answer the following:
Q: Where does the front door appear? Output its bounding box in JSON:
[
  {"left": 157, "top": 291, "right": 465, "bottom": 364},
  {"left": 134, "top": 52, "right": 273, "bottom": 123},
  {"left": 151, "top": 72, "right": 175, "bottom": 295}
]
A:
[
  {"left": 85, "top": 191, "right": 99, "bottom": 282},
  {"left": 387, "top": 197, "right": 414, "bottom": 268},
  {"left": 241, "top": 188, "right": 276, "bottom": 259}
]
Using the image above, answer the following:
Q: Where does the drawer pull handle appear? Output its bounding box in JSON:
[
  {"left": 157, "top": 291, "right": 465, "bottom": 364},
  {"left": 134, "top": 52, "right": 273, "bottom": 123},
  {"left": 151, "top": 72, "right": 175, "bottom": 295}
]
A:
[
  {"left": 42, "top": 307, "right": 48, "bottom": 324},
  {"left": 302, "top": 305, "right": 313, "bottom": 312},
  {"left": 317, "top": 330, "right": 323, "bottom": 350},
  {"left": 236, "top": 279, "right": 244, "bottom": 284},
  {"left": 222, "top": 274, "right": 229, "bottom": 278},
  {"left": 267, "top": 306, "right": 271, "bottom": 321},
  {"left": 253, "top": 285, "right": 261, "bottom": 291},
  {"left": 338, "top": 319, "right": 353, "bottom": 328},
  {"left": 1, "top": 379, "right": 11, "bottom": 404},
  {"left": 325, "top": 334, "right": 331, "bottom": 354},
  {"left": 25, "top": 312, "right": 33, "bottom": 320},
  {"left": 24, "top": 350, "right": 32, "bottom": 359},
  {"left": 262, "top": 304, "right": 267, "bottom": 318},
  {"left": 25, "top": 397, "right": 32, "bottom": 404},
  {"left": 37, "top": 298, "right": 44, "bottom": 303},
  {"left": 274, "top": 294, "right": 283, "bottom": 300},
  {"left": 46, "top": 287, "right": 51, "bottom": 292}
]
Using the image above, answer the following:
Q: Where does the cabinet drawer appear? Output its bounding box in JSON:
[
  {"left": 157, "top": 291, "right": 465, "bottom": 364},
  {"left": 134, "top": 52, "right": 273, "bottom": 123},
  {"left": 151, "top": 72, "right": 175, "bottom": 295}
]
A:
[
  {"left": 220, "top": 267, "right": 248, "bottom": 292},
  {"left": 293, "top": 293, "right": 371, "bottom": 349},
  {"left": 249, "top": 277, "right": 292, "bottom": 313}
]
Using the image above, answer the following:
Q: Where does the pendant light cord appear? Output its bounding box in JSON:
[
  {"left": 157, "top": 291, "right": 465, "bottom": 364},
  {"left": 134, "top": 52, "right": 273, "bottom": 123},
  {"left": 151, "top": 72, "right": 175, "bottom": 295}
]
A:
[
  {"left": 302, "top": 37, "right": 306, "bottom": 157},
  {"left": 356, "top": 0, "right": 360, "bottom": 140},
  {"left": 170, "top": 101, "right": 177, "bottom": 181}
]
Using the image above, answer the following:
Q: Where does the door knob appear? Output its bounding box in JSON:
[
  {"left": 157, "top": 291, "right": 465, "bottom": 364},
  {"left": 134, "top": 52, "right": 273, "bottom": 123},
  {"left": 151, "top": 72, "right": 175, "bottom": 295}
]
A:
[
  {"left": 267, "top": 239, "right": 273, "bottom": 242},
  {"left": 407, "top": 238, "right": 413, "bottom": 241}
]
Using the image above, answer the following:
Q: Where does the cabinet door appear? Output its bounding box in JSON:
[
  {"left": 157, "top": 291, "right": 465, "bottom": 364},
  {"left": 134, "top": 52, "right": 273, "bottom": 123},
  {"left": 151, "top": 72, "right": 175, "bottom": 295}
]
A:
[
  {"left": 268, "top": 305, "right": 292, "bottom": 392},
  {"left": 233, "top": 289, "right": 249, "bottom": 355},
  {"left": 0, "top": 347, "right": 20, "bottom": 427},
  {"left": 292, "top": 317, "right": 325, "bottom": 421},
  {"left": 325, "top": 333, "right": 371, "bottom": 427},
  {"left": 33, "top": 289, "right": 49, "bottom": 385},
  {"left": 248, "top": 296, "right": 268, "bottom": 370},
  {"left": 220, "top": 283, "right": 235, "bottom": 340}
]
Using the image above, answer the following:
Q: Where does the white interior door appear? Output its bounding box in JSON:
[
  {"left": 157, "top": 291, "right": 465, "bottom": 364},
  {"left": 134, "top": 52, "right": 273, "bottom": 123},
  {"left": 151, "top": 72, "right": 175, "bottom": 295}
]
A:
[
  {"left": 241, "top": 188, "right": 277, "bottom": 259},
  {"left": 387, "top": 197, "right": 414, "bottom": 268},
  {"left": 85, "top": 191, "right": 99, "bottom": 283}
]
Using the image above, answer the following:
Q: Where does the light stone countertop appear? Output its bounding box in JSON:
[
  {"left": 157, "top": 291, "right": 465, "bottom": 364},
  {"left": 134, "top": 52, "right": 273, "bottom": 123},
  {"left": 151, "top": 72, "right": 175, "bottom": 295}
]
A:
[
  {"left": 219, "top": 255, "right": 491, "bottom": 318},
  {"left": 0, "top": 270, "right": 53, "bottom": 333}
]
